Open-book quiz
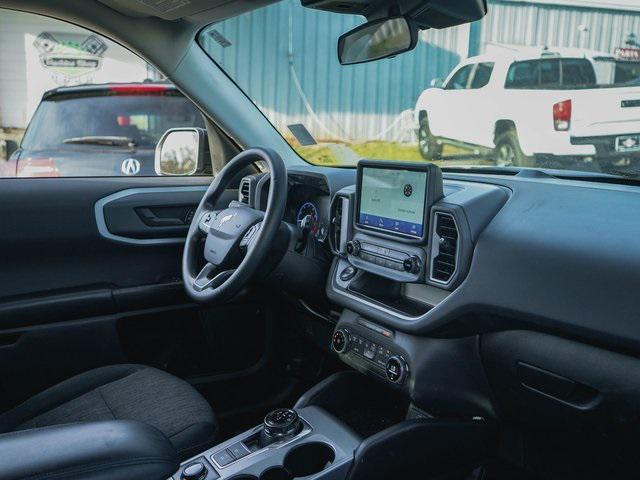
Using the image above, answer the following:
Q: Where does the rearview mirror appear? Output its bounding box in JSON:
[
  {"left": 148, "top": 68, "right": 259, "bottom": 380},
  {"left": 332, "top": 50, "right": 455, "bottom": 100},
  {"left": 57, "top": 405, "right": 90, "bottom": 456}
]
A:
[
  {"left": 155, "top": 128, "right": 208, "bottom": 176},
  {"left": 338, "top": 17, "right": 418, "bottom": 65},
  {"left": 430, "top": 78, "right": 445, "bottom": 88}
]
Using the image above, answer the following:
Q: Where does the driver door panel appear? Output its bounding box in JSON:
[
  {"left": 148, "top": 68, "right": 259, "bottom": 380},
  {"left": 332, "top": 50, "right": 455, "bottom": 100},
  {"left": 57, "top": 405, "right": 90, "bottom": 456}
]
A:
[{"left": 0, "top": 177, "right": 270, "bottom": 411}]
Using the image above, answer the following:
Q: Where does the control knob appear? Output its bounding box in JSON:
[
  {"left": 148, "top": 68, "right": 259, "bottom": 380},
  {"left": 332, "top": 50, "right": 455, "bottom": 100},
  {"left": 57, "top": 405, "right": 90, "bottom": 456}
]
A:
[
  {"left": 346, "top": 240, "right": 361, "bottom": 256},
  {"left": 259, "top": 408, "right": 302, "bottom": 447},
  {"left": 182, "top": 462, "right": 207, "bottom": 480},
  {"left": 403, "top": 255, "right": 422, "bottom": 274},
  {"left": 332, "top": 329, "right": 350, "bottom": 354},
  {"left": 385, "top": 356, "right": 409, "bottom": 384}
]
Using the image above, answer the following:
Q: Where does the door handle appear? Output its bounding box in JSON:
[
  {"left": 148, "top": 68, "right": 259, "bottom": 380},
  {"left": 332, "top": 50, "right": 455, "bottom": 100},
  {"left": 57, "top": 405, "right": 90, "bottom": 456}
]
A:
[{"left": 137, "top": 207, "right": 186, "bottom": 227}]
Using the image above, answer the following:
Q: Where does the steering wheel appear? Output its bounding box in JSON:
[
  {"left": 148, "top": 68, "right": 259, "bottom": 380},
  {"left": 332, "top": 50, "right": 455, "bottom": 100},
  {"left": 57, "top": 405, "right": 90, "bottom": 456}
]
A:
[{"left": 182, "top": 147, "right": 287, "bottom": 303}]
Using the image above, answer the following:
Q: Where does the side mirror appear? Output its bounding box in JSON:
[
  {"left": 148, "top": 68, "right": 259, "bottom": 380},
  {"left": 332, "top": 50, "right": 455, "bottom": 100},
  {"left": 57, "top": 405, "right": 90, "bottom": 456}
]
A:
[
  {"left": 338, "top": 16, "right": 418, "bottom": 65},
  {"left": 155, "top": 128, "right": 208, "bottom": 176},
  {"left": 1, "top": 139, "right": 18, "bottom": 161},
  {"left": 430, "top": 78, "right": 445, "bottom": 88}
]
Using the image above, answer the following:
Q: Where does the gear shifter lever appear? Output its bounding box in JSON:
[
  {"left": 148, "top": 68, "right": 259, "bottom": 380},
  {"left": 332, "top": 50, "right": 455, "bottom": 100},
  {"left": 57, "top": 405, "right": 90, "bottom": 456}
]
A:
[{"left": 259, "top": 408, "right": 302, "bottom": 447}]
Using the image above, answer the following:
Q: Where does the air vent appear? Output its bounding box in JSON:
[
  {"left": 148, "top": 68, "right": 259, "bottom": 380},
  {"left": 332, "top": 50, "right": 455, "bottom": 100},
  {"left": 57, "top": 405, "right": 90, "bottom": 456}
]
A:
[
  {"left": 330, "top": 195, "right": 350, "bottom": 254},
  {"left": 239, "top": 178, "right": 251, "bottom": 205},
  {"left": 430, "top": 212, "right": 459, "bottom": 284}
]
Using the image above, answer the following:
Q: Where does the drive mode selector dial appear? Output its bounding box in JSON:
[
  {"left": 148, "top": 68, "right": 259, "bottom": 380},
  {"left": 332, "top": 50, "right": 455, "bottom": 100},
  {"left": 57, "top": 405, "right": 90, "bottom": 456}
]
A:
[
  {"left": 332, "top": 329, "right": 350, "bottom": 354},
  {"left": 386, "top": 356, "right": 408, "bottom": 384}
]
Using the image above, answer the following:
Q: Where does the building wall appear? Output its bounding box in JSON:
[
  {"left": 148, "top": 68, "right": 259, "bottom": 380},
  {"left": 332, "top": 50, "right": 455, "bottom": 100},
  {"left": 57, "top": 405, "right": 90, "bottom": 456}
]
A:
[
  {"left": 480, "top": 0, "right": 640, "bottom": 53},
  {"left": 201, "top": 0, "right": 470, "bottom": 142},
  {"left": 0, "top": 9, "right": 156, "bottom": 135}
]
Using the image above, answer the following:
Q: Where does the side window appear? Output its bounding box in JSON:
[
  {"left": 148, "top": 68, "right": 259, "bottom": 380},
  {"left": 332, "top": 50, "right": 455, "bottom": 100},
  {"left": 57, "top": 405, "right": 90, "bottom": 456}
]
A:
[
  {"left": 505, "top": 60, "right": 538, "bottom": 89},
  {"left": 561, "top": 59, "right": 596, "bottom": 88},
  {"left": 0, "top": 9, "right": 206, "bottom": 178},
  {"left": 445, "top": 65, "right": 474, "bottom": 90},
  {"left": 470, "top": 62, "right": 494, "bottom": 89}
]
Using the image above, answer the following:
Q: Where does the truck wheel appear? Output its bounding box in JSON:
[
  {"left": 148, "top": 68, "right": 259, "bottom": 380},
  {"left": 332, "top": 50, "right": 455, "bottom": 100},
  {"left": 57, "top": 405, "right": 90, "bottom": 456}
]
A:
[
  {"left": 494, "top": 129, "right": 532, "bottom": 167},
  {"left": 418, "top": 116, "right": 442, "bottom": 161}
]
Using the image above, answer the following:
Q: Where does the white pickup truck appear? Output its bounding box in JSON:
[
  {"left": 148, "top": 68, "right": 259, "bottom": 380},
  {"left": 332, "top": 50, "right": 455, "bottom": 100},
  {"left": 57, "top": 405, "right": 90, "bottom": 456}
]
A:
[{"left": 414, "top": 46, "right": 640, "bottom": 169}]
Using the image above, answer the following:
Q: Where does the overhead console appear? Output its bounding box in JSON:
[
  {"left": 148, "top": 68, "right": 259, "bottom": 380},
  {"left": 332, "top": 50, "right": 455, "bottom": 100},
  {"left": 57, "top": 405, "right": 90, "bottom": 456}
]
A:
[{"left": 327, "top": 160, "right": 509, "bottom": 325}]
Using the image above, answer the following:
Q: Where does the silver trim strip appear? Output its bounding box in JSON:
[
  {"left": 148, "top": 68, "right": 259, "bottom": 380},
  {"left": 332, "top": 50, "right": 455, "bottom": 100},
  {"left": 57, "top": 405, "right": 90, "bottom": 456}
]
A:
[
  {"left": 339, "top": 196, "right": 350, "bottom": 254},
  {"left": 94, "top": 186, "right": 207, "bottom": 245},
  {"left": 429, "top": 211, "right": 460, "bottom": 286}
]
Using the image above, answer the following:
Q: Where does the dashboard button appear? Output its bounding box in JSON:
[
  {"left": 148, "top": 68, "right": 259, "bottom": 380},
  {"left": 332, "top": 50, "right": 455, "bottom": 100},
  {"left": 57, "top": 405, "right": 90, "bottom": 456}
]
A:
[
  {"left": 211, "top": 449, "right": 234, "bottom": 467},
  {"left": 346, "top": 240, "right": 361, "bottom": 256},
  {"left": 228, "top": 442, "right": 250, "bottom": 460},
  {"left": 403, "top": 256, "right": 421, "bottom": 274},
  {"left": 339, "top": 266, "right": 357, "bottom": 281},
  {"left": 332, "top": 329, "right": 350, "bottom": 354},
  {"left": 386, "top": 356, "right": 408, "bottom": 384}
]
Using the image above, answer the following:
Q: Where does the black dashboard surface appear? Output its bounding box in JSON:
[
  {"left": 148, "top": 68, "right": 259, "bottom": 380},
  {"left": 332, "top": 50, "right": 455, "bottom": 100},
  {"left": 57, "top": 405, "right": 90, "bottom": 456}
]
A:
[
  {"left": 307, "top": 166, "right": 640, "bottom": 355},
  {"left": 252, "top": 163, "right": 640, "bottom": 354},
  {"left": 426, "top": 172, "right": 640, "bottom": 352}
]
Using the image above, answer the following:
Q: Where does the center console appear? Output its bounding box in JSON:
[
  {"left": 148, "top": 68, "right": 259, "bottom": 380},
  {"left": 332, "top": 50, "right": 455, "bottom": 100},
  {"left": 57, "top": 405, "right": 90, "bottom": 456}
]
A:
[
  {"left": 172, "top": 406, "right": 359, "bottom": 480},
  {"left": 325, "top": 160, "right": 508, "bottom": 416},
  {"left": 172, "top": 370, "right": 497, "bottom": 480}
]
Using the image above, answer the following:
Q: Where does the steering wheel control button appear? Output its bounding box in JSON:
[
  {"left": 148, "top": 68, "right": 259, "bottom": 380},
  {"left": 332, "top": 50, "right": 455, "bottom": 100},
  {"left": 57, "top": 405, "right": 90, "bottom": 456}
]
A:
[
  {"left": 240, "top": 222, "right": 261, "bottom": 248},
  {"left": 199, "top": 212, "right": 214, "bottom": 234},
  {"left": 332, "top": 329, "right": 350, "bottom": 354},
  {"left": 386, "top": 356, "right": 408, "bottom": 384},
  {"left": 339, "top": 266, "right": 357, "bottom": 281},
  {"left": 228, "top": 441, "right": 250, "bottom": 460},
  {"left": 211, "top": 449, "right": 235, "bottom": 467},
  {"left": 182, "top": 462, "right": 207, "bottom": 480}
]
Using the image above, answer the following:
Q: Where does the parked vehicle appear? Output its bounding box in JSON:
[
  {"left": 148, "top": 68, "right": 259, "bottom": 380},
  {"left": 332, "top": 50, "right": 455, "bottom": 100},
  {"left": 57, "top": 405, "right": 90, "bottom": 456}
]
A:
[
  {"left": 415, "top": 46, "right": 640, "bottom": 169},
  {"left": 0, "top": 83, "right": 205, "bottom": 177}
]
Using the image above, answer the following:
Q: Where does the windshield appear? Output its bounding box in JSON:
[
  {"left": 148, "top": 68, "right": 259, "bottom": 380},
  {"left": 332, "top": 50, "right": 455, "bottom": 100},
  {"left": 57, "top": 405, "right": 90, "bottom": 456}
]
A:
[
  {"left": 199, "top": 1, "right": 640, "bottom": 178},
  {"left": 22, "top": 92, "right": 204, "bottom": 151}
]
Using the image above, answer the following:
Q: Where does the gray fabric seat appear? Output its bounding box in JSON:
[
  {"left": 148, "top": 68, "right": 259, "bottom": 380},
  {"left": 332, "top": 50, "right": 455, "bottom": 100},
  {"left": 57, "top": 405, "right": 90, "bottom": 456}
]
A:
[{"left": 0, "top": 364, "right": 217, "bottom": 460}]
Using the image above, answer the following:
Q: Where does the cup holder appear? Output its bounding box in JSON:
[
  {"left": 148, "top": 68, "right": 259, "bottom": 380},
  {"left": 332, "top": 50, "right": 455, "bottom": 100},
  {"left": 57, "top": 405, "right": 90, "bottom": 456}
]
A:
[
  {"left": 283, "top": 442, "right": 335, "bottom": 477},
  {"left": 259, "top": 467, "right": 292, "bottom": 480}
]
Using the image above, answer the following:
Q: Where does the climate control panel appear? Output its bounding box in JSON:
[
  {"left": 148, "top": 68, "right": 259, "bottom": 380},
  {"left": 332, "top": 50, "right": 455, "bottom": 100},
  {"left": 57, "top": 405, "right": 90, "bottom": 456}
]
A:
[{"left": 332, "top": 327, "right": 409, "bottom": 385}]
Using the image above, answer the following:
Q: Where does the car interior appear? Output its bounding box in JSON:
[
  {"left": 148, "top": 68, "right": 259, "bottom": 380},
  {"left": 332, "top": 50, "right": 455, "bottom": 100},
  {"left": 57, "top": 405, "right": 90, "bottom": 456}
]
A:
[{"left": 2, "top": 1, "right": 640, "bottom": 480}]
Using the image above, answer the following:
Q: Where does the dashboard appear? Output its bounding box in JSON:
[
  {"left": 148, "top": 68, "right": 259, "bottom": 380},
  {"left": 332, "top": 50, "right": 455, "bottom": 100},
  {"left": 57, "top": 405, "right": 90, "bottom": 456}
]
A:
[{"left": 240, "top": 162, "right": 640, "bottom": 432}]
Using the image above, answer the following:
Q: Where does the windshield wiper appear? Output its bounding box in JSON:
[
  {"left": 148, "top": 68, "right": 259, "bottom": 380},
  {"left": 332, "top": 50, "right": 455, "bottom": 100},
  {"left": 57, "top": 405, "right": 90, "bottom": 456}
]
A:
[{"left": 62, "top": 136, "right": 136, "bottom": 148}]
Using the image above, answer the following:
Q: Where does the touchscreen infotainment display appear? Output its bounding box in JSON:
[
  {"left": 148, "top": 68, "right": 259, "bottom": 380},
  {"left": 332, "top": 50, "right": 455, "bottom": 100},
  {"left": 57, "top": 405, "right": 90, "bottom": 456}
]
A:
[{"left": 357, "top": 166, "right": 428, "bottom": 238}]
